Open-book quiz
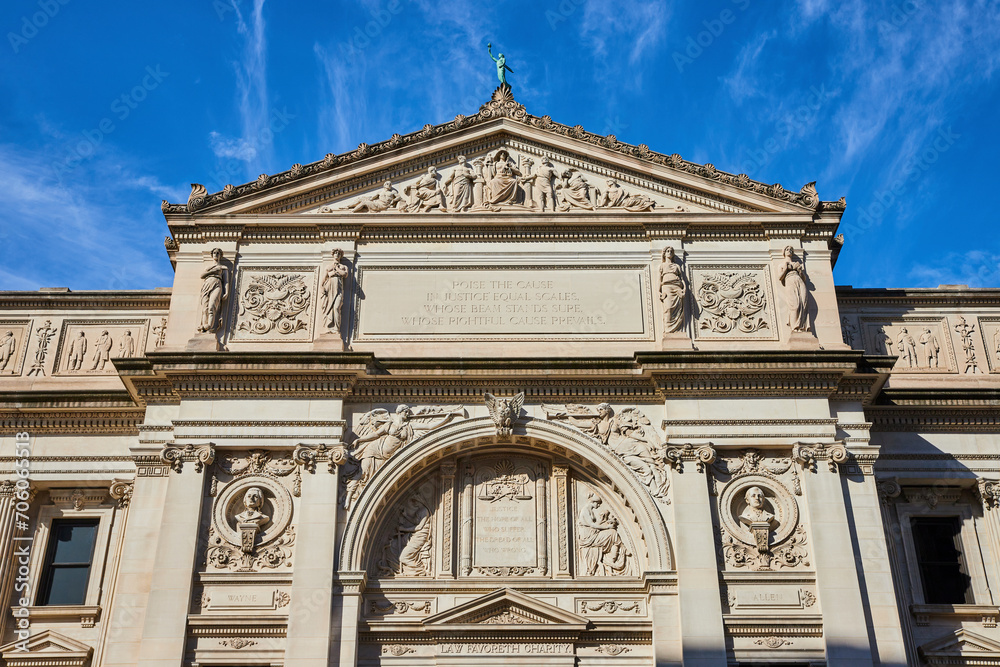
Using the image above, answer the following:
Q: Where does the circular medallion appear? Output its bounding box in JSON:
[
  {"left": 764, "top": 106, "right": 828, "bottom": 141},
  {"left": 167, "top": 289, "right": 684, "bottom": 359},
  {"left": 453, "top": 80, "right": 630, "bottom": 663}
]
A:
[
  {"left": 719, "top": 475, "right": 798, "bottom": 547},
  {"left": 213, "top": 475, "right": 293, "bottom": 548}
]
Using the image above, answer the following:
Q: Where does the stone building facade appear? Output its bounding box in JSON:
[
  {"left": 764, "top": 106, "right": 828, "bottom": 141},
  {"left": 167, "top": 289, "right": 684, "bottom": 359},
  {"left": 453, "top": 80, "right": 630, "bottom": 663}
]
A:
[{"left": 1, "top": 88, "right": 999, "bottom": 666}]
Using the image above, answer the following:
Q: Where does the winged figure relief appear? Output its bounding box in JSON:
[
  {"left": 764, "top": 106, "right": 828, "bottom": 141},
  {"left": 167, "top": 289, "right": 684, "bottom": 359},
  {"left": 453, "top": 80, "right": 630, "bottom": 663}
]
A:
[
  {"left": 484, "top": 391, "right": 525, "bottom": 437},
  {"left": 543, "top": 403, "right": 670, "bottom": 499},
  {"left": 342, "top": 404, "right": 464, "bottom": 509}
]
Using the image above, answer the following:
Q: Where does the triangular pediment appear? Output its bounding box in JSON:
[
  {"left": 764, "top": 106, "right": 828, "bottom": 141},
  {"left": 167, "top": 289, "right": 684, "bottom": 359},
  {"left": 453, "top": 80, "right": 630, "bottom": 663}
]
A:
[
  {"left": 0, "top": 629, "right": 93, "bottom": 667},
  {"left": 163, "top": 88, "right": 841, "bottom": 219},
  {"left": 423, "top": 587, "right": 588, "bottom": 630},
  {"left": 920, "top": 628, "right": 1000, "bottom": 665}
]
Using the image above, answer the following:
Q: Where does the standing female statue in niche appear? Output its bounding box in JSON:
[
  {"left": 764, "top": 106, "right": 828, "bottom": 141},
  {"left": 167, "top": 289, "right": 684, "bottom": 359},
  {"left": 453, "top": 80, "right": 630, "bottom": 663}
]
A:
[
  {"left": 659, "top": 247, "right": 686, "bottom": 334},
  {"left": 577, "top": 493, "right": 633, "bottom": 576},
  {"left": 198, "top": 248, "right": 229, "bottom": 333},
  {"left": 778, "top": 246, "right": 809, "bottom": 333},
  {"left": 320, "top": 249, "right": 349, "bottom": 336}
]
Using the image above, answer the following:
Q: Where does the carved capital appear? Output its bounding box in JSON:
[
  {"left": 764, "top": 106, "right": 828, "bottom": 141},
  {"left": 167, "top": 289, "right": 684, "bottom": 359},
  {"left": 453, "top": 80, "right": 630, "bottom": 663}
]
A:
[
  {"left": 876, "top": 477, "right": 902, "bottom": 504},
  {"left": 792, "top": 441, "right": 848, "bottom": 473},
  {"left": 160, "top": 443, "right": 216, "bottom": 473},
  {"left": 0, "top": 480, "right": 15, "bottom": 499},
  {"left": 109, "top": 479, "right": 134, "bottom": 508},
  {"left": 293, "top": 443, "right": 347, "bottom": 473},
  {"left": 979, "top": 478, "right": 1000, "bottom": 511},
  {"left": 664, "top": 443, "right": 716, "bottom": 472}
]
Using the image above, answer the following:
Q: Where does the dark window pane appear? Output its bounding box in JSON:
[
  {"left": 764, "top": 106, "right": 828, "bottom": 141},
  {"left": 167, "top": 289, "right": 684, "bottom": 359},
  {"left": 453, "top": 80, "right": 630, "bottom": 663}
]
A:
[
  {"left": 43, "top": 567, "right": 91, "bottom": 605},
  {"left": 38, "top": 518, "right": 99, "bottom": 606},
  {"left": 911, "top": 516, "right": 972, "bottom": 604},
  {"left": 51, "top": 523, "right": 97, "bottom": 564}
]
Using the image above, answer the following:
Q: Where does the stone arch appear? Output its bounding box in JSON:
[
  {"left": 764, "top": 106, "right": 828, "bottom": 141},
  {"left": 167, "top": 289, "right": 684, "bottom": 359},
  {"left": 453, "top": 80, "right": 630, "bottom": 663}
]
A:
[{"left": 340, "top": 416, "right": 672, "bottom": 573}]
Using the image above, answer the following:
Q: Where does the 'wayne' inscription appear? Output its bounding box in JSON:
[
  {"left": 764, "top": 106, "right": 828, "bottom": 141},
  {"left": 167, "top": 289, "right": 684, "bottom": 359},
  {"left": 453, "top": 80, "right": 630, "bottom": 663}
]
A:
[{"left": 356, "top": 267, "right": 649, "bottom": 339}]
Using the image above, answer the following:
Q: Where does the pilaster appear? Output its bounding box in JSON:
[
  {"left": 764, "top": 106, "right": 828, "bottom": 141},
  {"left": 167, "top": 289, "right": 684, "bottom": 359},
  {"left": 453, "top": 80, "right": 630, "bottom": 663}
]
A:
[{"left": 667, "top": 443, "right": 727, "bottom": 666}]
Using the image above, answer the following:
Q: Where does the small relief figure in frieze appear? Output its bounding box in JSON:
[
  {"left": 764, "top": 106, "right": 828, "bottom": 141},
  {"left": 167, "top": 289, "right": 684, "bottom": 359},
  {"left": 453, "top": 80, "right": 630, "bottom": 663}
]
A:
[
  {"left": 577, "top": 492, "right": 634, "bottom": 576},
  {"left": 331, "top": 180, "right": 404, "bottom": 213},
  {"left": 557, "top": 169, "right": 596, "bottom": 211},
  {"left": 379, "top": 496, "right": 433, "bottom": 577},
  {"left": 66, "top": 331, "right": 88, "bottom": 371},
  {"left": 484, "top": 150, "right": 523, "bottom": 206},
  {"left": 954, "top": 316, "right": 983, "bottom": 374},
  {"left": 320, "top": 249, "right": 350, "bottom": 336},
  {"left": 118, "top": 330, "right": 136, "bottom": 357},
  {"left": 0, "top": 330, "right": 15, "bottom": 373},
  {"left": 198, "top": 248, "right": 229, "bottom": 333},
  {"left": 27, "top": 320, "right": 55, "bottom": 376},
  {"left": 596, "top": 179, "right": 656, "bottom": 212},
  {"left": 405, "top": 167, "right": 448, "bottom": 212},
  {"left": 90, "top": 330, "right": 113, "bottom": 370},
  {"left": 919, "top": 328, "right": 940, "bottom": 368},
  {"left": 533, "top": 156, "right": 561, "bottom": 212},
  {"left": 659, "top": 247, "right": 687, "bottom": 334},
  {"left": 443, "top": 156, "right": 476, "bottom": 212},
  {"left": 778, "top": 246, "right": 809, "bottom": 333},
  {"left": 896, "top": 327, "right": 918, "bottom": 367}
]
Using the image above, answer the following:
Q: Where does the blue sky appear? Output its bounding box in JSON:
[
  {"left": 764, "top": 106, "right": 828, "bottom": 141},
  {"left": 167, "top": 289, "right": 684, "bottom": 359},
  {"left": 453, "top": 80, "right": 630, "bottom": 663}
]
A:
[{"left": 1, "top": 0, "right": 998, "bottom": 291}]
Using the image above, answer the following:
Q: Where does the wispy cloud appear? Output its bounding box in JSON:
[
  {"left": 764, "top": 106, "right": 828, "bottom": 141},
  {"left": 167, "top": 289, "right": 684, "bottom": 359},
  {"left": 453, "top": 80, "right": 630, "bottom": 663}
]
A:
[
  {"left": 209, "top": 0, "right": 271, "bottom": 174},
  {"left": 721, "top": 31, "right": 776, "bottom": 106},
  {"left": 0, "top": 142, "right": 177, "bottom": 290},
  {"left": 908, "top": 249, "right": 1000, "bottom": 288}
]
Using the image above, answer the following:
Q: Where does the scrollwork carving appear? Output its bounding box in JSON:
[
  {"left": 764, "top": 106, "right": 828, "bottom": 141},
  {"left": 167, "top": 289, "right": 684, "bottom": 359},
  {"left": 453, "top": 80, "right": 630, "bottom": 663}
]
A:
[
  {"left": 793, "top": 441, "right": 848, "bottom": 473},
  {"left": 697, "top": 271, "right": 768, "bottom": 334},
  {"left": 664, "top": 443, "right": 716, "bottom": 473},
  {"left": 293, "top": 443, "right": 348, "bottom": 474},
  {"left": 236, "top": 273, "right": 311, "bottom": 336},
  {"left": 978, "top": 478, "right": 1000, "bottom": 510},
  {"left": 108, "top": 479, "right": 133, "bottom": 509},
  {"left": 160, "top": 443, "right": 215, "bottom": 473}
]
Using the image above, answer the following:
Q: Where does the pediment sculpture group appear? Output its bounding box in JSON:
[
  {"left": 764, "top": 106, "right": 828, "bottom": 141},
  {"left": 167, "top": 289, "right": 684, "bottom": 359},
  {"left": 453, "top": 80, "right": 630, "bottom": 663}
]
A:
[{"left": 322, "top": 150, "right": 659, "bottom": 214}]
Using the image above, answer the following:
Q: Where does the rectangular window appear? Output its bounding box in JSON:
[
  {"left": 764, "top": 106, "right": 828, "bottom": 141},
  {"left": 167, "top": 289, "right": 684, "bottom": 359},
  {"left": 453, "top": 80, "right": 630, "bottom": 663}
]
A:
[
  {"left": 37, "top": 519, "right": 99, "bottom": 606},
  {"left": 911, "top": 516, "right": 973, "bottom": 604}
]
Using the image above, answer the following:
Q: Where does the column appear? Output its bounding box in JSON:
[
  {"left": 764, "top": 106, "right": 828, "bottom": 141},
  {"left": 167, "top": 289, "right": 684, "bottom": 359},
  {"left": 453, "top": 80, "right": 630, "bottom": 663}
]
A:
[
  {"left": 334, "top": 571, "right": 366, "bottom": 667},
  {"left": 799, "top": 445, "right": 875, "bottom": 666},
  {"left": 134, "top": 444, "right": 213, "bottom": 667},
  {"left": 284, "top": 445, "right": 344, "bottom": 666},
  {"left": 648, "top": 572, "right": 683, "bottom": 666},
  {"left": 668, "top": 445, "right": 727, "bottom": 666}
]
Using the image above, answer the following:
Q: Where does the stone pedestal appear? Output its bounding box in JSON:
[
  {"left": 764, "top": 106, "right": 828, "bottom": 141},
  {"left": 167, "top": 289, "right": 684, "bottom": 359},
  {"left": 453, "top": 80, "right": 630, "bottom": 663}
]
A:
[
  {"left": 185, "top": 332, "right": 221, "bottom": 352},
  {"left": 311, "top": 331, "right": 345, "bottom": 351},
  {"left": 787, "top": 330, "right": 821, "bottom": 349},
  {"left": 661, "top": 332, "right": 694, "bottom": 350}
]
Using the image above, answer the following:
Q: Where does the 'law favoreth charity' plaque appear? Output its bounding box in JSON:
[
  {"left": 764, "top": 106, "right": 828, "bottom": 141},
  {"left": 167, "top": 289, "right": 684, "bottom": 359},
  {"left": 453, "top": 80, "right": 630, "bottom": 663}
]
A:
[{"left": 355, "top": 266, "right": 652, "bottom": 341}]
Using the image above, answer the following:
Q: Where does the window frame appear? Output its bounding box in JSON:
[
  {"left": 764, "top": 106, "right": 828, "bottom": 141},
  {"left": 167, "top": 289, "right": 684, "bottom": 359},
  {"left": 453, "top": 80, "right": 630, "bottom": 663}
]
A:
[
  {"left": 897, "top": 500, "right": 989, "bottom": 606},
  {"left": 36, "top": 517, "right": 101, "bottom": 607},
  {"left": 28, "top": 499, "right": 114, "bottom": 610}
]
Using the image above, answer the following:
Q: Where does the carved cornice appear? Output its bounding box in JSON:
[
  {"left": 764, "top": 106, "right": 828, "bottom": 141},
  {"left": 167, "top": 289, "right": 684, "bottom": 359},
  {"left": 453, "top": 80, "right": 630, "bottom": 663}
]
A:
[
  {"left": 160, "top": 443, "right": 215, "bottom": 473},
  {"left": 0, "top": 290, "right": 171, "bottom": 310},
  {"left": 837, "top": 285, "right": 1000, "bottom": 308},
  {"left": 664, "top": 443, "right": 716, "bottom": 472},
  {"left": 868, "top": 408, "right": 1000, "bottom": 433},
  {"left": 0, "top": 410, "right": 144, "bottom": 435},
  {"left": 293, "top": 443, "right": 348, "bottom": 473},
  {"left": 163, "top": 90, "right": 834, "bottom": 218}
]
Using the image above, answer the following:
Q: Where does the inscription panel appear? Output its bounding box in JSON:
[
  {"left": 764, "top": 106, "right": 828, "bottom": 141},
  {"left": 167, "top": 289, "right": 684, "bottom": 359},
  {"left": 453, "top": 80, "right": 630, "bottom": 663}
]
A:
[
  {"left": 473, "top": 460, "right": 537, "bottom": 570},
  {"left": 355, "top": 266, "right": 652, "bottom": 341}
]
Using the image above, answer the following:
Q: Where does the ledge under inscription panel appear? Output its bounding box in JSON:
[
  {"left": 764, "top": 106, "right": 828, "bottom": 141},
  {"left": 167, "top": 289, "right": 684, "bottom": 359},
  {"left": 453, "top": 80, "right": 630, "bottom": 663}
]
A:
[{"left": 355, "top": 266, "right": 652, "bottom": 341}]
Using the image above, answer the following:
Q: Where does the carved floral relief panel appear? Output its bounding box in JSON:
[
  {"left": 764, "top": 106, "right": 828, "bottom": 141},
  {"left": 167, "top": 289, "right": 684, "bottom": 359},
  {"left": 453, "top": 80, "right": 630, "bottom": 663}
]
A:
[
  {"left": 689, "top": 265, "right": 778, "bottom": 340},
  {"left": 859, "top": 318, "right": 958, "bottom": 373},
  {"left": 52, "top": 319, "right": 148, "bottom": 375},
  {"left": 203, "top": 449, "right": 298, "bottom": 573},
  {"left": 711, "top": 449, "right": 810, "bottom": 572},
  {"left": 231, "top": 267, "right": 317, "bottom": 341},
  {"left": 0, "top": 319, "right": 31, "bottom": 377}
]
